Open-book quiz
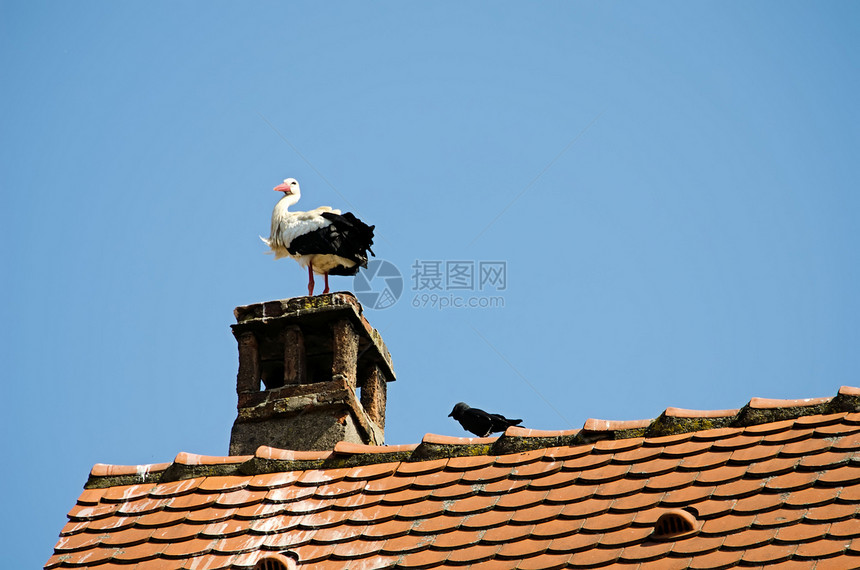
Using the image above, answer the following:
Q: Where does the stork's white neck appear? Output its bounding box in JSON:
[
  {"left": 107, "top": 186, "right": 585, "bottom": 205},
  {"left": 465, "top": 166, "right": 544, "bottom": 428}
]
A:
[{"left": 277, "top": 192, "right": 301, "bottom": 210}]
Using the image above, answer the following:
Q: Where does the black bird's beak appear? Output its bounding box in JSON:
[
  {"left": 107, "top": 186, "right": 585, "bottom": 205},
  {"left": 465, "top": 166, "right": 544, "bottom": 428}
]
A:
[{"left": 448, "top": 412, "right": 454, "bottom": 417}]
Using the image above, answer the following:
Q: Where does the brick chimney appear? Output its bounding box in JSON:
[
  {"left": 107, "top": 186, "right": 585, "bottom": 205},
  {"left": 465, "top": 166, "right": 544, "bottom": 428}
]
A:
[{"left": 228, "top": 292, "right": 395, "bottom": 454}]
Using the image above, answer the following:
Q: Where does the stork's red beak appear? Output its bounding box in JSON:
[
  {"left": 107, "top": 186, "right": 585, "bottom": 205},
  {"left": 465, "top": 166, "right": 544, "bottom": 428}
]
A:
[{"left": 274, "top": 182, "right": 291, "bottom": 193}]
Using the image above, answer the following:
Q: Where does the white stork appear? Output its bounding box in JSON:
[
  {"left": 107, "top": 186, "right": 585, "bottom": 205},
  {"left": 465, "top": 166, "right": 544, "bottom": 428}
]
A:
[{"left": 261, "top": 178, "right": 375, "bottom": 296}]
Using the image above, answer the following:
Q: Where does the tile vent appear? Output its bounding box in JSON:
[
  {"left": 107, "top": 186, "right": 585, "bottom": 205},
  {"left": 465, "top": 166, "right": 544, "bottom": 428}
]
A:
[
  {"left": 255, "top": 553, "right": 297, "bottom": 570},
  {"left": 652, "top": 509, "right": 698, "bottom": 540}
]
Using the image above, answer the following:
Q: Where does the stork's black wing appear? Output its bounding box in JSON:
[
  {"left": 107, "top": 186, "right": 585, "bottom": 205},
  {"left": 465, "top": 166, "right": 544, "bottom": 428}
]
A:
[{"left": 287, "top": 211, "right": 375, "bottom": 276}]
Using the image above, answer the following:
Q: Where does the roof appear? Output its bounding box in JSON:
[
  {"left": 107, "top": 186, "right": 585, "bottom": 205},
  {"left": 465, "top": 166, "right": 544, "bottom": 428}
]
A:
[{"left": 47, "top": 386, "right": 860, "bottom": 569}]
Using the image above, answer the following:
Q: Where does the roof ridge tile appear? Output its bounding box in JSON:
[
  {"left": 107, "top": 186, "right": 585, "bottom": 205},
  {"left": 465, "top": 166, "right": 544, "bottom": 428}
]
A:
[
  {"left": 409, "top": 434, "right": 495, "bottom": 462},
  {"left": 90, "top": 463, "right": 170, "bottom": 479},
  {"left": 736, "top": 393, "right": 840, "bottom": 426},
  {"left": 504, "top": 426, "right": 580, "bottom": 438},
  {"left": 334, "top": 441, "right": 418, "bottom": 455},
  {"left": 256, "top": 446, "right": 332, "bottom": 462},
  {"left": 422, "top": 433, "right": 497, "bottom": 445},
  {"left": 750, "top": 396, "right": 832, "bottom": 409},
  {"left": 583, "top": 418, "right": 652, "bottom": 432},
  {"left": 648, "top": 407, "right": 739, "bottom": 438},
  {"left": 664, "top": 406, "right": 739, "bottom": 418},
  {"left": 175, "top": 452, "right": 253, "bottom": 466},
  {"left": 158, "top": 455, "right": 254, "bottom": 485}
]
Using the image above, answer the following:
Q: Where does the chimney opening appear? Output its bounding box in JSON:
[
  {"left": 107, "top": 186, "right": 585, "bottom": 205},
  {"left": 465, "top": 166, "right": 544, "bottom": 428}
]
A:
[
  {"left": 651, "top": 509, "right": 698, "bottom": 540},
  {"left": 306, "top": 352, "right": 334, "bottom": 383},
  {"left": 261, "top": 361, "right": 285, "bottom": 390}
]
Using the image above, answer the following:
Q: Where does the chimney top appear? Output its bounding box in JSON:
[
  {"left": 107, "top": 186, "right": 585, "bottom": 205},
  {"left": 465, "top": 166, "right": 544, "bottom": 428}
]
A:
[{"left": 229, "top": 292, "right": 395, "bottom": 454}]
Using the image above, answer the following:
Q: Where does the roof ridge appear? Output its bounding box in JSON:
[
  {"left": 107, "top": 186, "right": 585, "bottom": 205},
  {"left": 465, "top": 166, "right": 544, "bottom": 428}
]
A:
[{"left": 84, "top": 385, "right": 860, "bottom": 489}]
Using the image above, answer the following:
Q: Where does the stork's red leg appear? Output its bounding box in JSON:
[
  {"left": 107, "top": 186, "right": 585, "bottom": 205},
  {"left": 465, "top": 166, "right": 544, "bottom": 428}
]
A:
[
  {"left": 323, "top": 273, "right": 330, "bottom": 295},
  {"left": 307, "top": 263, "right": 315, "bottom": 296}
]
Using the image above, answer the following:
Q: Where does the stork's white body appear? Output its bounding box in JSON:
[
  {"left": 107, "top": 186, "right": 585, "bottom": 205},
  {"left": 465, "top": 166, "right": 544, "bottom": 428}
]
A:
[{"left": 263, "top": 197, "right": 356, "bottom": 273}]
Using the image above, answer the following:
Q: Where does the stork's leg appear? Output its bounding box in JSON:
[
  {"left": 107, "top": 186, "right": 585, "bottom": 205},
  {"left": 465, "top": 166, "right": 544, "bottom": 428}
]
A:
[
  {"left": 307, "top": 263, "right": 315, "bottom": 296},
  {"left": 323, "top": 273, "right": 330, "bottom": 295}
]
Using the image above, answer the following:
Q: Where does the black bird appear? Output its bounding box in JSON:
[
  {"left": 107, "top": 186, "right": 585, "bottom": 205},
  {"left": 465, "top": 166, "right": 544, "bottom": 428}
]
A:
[{"left": 448, "top": 402, "right": 522, "bottom": 437}]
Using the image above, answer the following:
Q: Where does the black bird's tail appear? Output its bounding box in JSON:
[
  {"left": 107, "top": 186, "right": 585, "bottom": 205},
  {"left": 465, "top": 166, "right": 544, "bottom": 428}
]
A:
[{"left": 489, "top": 414, "right": 522, "bottom": 433}]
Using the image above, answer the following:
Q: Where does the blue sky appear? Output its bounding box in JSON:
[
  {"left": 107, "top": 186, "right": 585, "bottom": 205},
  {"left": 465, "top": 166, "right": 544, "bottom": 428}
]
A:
[{"left": 2, "top": 2, "right": 858, "bottom": 565}]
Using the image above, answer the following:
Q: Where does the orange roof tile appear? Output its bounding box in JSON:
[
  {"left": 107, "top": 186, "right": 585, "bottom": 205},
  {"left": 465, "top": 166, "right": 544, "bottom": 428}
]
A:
[{"left": 46, "top": 386, "right": 860, "bottom": 568}]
